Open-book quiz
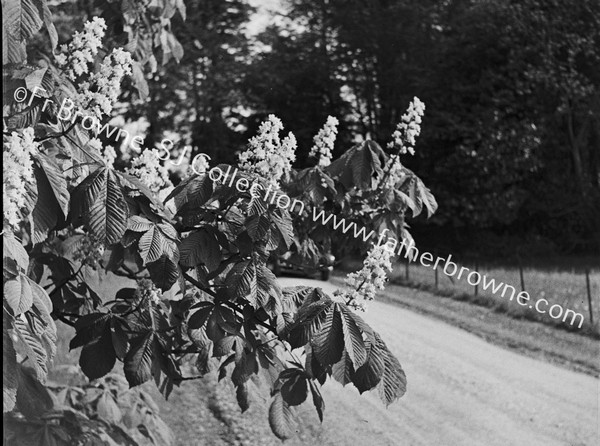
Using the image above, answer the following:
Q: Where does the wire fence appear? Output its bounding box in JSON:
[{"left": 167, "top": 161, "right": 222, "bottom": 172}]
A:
[{"left": 381, "top": 256, "right": 600, "bottom": 334}]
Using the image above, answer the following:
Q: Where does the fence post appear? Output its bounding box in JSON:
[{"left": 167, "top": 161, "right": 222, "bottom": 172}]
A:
[
  {"left": 586, "top": 268, "right": 594, "bottom": 326},
  {"left": 518, "top": 257, "right": 526, "bottom": 292},
  {"left": 434, "top": 263, "right": 439, "bottom": 289}
]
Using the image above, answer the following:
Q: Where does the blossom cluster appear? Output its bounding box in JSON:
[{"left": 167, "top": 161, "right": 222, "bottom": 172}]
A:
[
  {"left": 238, "top": 115, "right": 297, "bottom": 186},
  {"left": 126, "top": 149, "right": 172, "bottom": 194},
  {"left": 381, "top": 154, "right": 404, "bottom": 189},
  {"left": 136, "top": 279, "right": 163, "bottom": 304},
  {"left": 309, "top": 116, "right": 339, "bottom": 167},
  {"left": 77, "top": 48, "right": 133, "bottom": 120},
  {"left": 387, "top": 97, "right": 426, "bottom": 155},
  {"left": 72, "top": 234, "right": 105, "bottom": 269},
  {"left": 87, "top": 138, "right": 116, "bottom": 167},
  {"left": 3, "top": 128, "right": 38, "bottom": 230},
  {"left": 334, "top": 243, "right": 394, "bottom": 311},
  {"left": 55, "top": 17, "right": 133, "bottom": 121},
  {"left": 55, "top": 17, "right": 106, "bottom": 81}
]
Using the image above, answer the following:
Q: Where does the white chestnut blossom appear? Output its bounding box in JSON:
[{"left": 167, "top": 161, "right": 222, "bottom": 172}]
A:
[
  {"left": 387, "top": 97, "right": 426, "bottom": 155},
  {"left": 72, "top": 234, "right": 105, "bottom": 269},
  {"left": 309, "top": 116, "right": 339, "bottom": 167},
  {"left": 334, "top": 243, "right": 394, "bottom": 311},
  {"left": 103, "top": 145, "right": 117, "bottom": 167},
  {"left": 126, "top": 148, "right": 172, "bottom": 194},
  {"left": 3, "top": 128, "right": 38, "bottom": 230},
  {"left": 55, "top": 17, "right": 106, "bottom": 80},
  {"left": 238, "top": 115, "right": 296, "bottom": 186},
  {"left": 381, "top": 154, "right": 404, "bottom": 189},
  {"left": 87, "top": 138, "right": 117, "bottom": 167},
  {"left": 136, "top": 279, "right": 162, "bottom": 304},
  {"left": 190, "top": 151, "right": 210, "bottom": 175},
  {"left": 77, "top": 48, "right": 133, "bottom": 120}
]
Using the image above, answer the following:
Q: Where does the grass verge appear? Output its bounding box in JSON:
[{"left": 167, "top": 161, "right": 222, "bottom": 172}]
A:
[{"left": 332, "top": 276, "right": 599, "bottom": 377}]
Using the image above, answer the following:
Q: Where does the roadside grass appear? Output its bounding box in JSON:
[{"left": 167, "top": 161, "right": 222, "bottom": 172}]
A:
[
  {"left": 364, "top": 278, "right": 600, "bottom": 377},
  {"left": 340, "top": 257, "right": 600, "bottom": 335}
]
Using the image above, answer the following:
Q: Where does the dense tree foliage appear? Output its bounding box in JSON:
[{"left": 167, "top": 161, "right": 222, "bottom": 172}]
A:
[
  {"left": 3, "top": 0, "right": 437, "bottom": 443},
  {"left": 77, "top": 0, "right": 598, "bottom": 253},
  {"left": 245, "top": 0, "right": 600, "bottom": 253}
]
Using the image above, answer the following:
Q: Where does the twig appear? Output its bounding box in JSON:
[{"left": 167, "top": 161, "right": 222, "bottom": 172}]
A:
[
  {"left": 182, "top": 271, "right": 279, "bottom": 335},
  {"left": 49, "top": 262, "right": 85, "bottom": 298}
]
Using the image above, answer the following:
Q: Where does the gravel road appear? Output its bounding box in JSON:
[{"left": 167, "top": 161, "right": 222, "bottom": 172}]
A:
[{"left": 279, "top": 278, "right": 599, "bottom": 446}]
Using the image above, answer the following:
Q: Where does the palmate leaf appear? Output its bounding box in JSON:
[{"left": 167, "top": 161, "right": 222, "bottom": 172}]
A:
[
  {"left": 35, "top": 153, "right": 69, "bottom": 217},
  {"left": 279, "top": 368, "right": 308, "bottom": 406},
  {"left": 288, "top": 292, "right": 359, "bottom": 368},
  {"left": 281, "top": 286, "right": 314, "bottom": 314},
  {"left": 375, "top": 333, "right": 407, "bottom": 406},
  {"left": 236, "top": 383, "right": 250, "bottom": 413},
  {"left": 187, "top": 301, "right": 214, "bottom": 330},
  {"left": 3, "top": 231, "right": 29, "bottom": 273},
  {"left": 13, "top": 316, "right": 50, "bottom": 382},
  {"left": 3, "top": 315, "right": 18, "bottom": 413},
  {"left": 127, "top": 215, "right": 154, "bottom": 233},
  {"left": 293, "top": 167, "right": 336, "bottom": 204},
  {"left": 15, "top": 364, "right": 54, "bottom": 419},
  {"left": 79, "top": 326, "right": 117, "bottom": 380},
  {"left": 336, "top": 303, "right": 368, "bottom": 369},
  {"left": 296, "top": 297, "right": 406, "bottom": 406},
  {"left": 4, "top": 65, "right": 58, "bottom": 130},
  {"left": 287, "top": 288, "right": 332, "bottom": 347},
  {"left": 4, "top": 273, "right": 33, "bottom": 316},
  {"left": 270, "top": 208, "right": 295, "bottom": 250},
  {"left": 69, "top": 313, "right": 112, "bottom": 350},
  {"left": 70, "top": 167, "right": 128, "bottom": 245},
  {"left": 124, "top": 332, "right": 155, "bottom": 387},
  {"left": 165, "top": 173, "right": 214, "bottom": 212},
  {"left": 212, "top": 334, "right": 243, "bottom": 358},
  {"left": 226, "top": 260, "right": 258, "bottom": 304},
  {"left": 178, "top": 227, "right": 221, "bottom": 271},
  {"left": 350, "top": 335, "right": 386, "bottom": 393},
  {"left": 88, "top": 171, "right": 128, "bottom": 245},
  {"left": 400, "top": 167, "right": 438, "bottom": 218},
  {"left": 311, "top": 305, "right": 344, "bottom": 367},
  {"left": 3, "top": 0, "right": 43, "bottom": 63},
  {"left": 30, "top": 167, "right": 58, "bottom": 245},
  {"left": 138, "top": 225, "right": 177, "bottom": 265},
  {"left": 30, "top": 154, "right": 69, "bottom": 244},
  {"left": 256, "top": 264, "right": 282, "bottom": 315},
  {"left": 308, "top": 380, "right": 325, "bottom": 422},
  {"left": 70, "top": 312, "right": 121, "bottom": 379},
  {"left": 268, "top": 392, "right": 296, "bottom": 440},
  {"left": 332, "top": 349, "right": 353, "bottom": 385},
  {"left": 247, "top": 214, "right": 271, "bottom": 242},
  {"left": 231, "top": 351, "right": 259, "bottom": 387},
  {"left": 129, "top": 216, "right": 179, "bottom": 267},
  {"left": 416, "top": 177, "right": 438, "bottom": 218},
  {"left": 2, "top": 0, "right": 57, "bottom": 63},
  {"left": 96, "top": 390, "right": 122, "bottom": 424},
  {"left": 147, "top": 255, "right": 180, "bottom": 292},
  {"left": 327, "top": 140, "right": 386, "bottom": 189}
]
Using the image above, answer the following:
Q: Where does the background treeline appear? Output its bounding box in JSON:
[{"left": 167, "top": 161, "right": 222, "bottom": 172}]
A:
[{"left": 73, "top": 0, "right": 600, "bottom": 257}]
